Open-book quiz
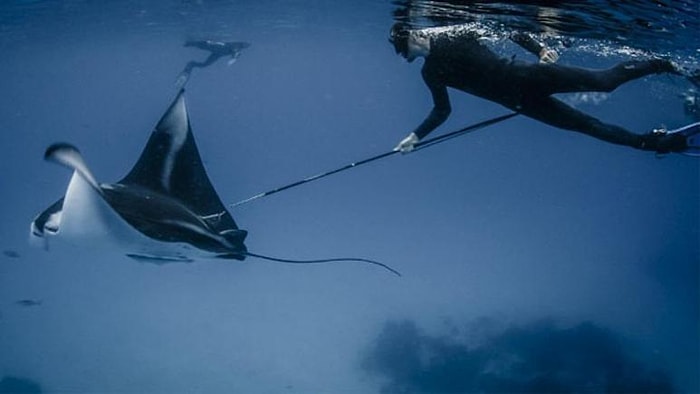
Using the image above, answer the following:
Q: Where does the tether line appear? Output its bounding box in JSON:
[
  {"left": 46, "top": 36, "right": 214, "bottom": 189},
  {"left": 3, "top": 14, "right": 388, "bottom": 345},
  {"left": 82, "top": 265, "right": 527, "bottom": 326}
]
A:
[{"left": 230, "top": 112, "right": 518, "bottom": 207}]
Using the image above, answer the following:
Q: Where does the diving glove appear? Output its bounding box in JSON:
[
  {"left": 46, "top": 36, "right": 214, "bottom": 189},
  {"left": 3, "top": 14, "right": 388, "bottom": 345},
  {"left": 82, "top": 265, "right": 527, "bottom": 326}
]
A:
[{"left": 394, "top": 132, "right": 419, "bottom": 153}]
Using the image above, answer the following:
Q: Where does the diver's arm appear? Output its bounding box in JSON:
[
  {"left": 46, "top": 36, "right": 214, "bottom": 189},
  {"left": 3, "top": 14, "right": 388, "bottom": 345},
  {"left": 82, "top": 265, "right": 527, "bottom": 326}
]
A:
[
  {"left": 413, "top": 85, "right": 451, "bottom": 140},
  {"left": 510, "top": 33, "right": 543, "bottom": 56},
  {"left": 395, "top": 71, "right": 451, "bottom": 152},
  {"left": 510, "top": 32, "right": 558, "bottom": 63}
]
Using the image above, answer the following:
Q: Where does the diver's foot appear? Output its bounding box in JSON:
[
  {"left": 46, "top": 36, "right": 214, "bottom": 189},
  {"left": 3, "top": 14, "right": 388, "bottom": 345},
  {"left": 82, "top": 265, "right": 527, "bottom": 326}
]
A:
[
  {"left": 641, "top": 122, "right": 700, "bottom": 156},
  {"left": 668, "top": 122, "right": 700, "bottom": 156},
  {"left": 651, "top": 58, "right": 679, "bottom": 74},
  {"left": 640, "top": 128, "right": 686, "bottom": 153}
]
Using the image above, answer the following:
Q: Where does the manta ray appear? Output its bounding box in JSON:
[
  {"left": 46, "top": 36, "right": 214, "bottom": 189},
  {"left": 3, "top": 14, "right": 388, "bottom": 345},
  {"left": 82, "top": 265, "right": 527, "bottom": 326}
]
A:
[{"left": 30, "top": 90, "right": 399, "bottom": 276}]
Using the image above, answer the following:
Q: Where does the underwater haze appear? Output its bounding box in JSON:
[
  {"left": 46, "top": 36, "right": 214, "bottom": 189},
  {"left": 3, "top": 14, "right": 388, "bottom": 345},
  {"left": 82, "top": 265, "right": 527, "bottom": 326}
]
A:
[{"left": 1, "top": 1, "right": 698, "bottom": 392}]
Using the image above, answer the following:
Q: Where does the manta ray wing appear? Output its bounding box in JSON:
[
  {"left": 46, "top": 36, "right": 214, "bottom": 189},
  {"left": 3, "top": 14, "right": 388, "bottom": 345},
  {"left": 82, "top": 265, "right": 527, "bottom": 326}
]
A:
[
  {"left": 118, "top": 90, "right": 245, "bottom": 242},
  {"left": 31, "top": 91, "right": 247, "bottom": 261}
]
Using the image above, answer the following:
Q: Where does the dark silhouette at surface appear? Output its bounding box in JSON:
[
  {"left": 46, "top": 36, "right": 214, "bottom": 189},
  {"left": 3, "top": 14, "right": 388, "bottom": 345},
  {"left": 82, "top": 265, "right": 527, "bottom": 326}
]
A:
[
  {"left": 176, "top": 40, "right": 250, "bottom": 88},
  {"left": 390, "top": 23, "right": 697, "bottom": 154}
]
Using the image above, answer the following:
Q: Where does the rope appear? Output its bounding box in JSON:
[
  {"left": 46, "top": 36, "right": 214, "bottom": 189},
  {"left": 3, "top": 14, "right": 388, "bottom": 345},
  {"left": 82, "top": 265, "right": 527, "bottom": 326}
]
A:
[{"left": 230, "top": 112, "right": 519, "bottom": 207}]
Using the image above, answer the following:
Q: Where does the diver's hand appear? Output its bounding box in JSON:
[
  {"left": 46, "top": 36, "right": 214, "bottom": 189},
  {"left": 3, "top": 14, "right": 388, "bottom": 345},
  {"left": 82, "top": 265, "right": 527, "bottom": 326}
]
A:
[
  {"left": 538, "top": 47, "right": 559, "bottom": 64},
  {"left": 394, "top": 132, "right": 419, "bottom": 153}
]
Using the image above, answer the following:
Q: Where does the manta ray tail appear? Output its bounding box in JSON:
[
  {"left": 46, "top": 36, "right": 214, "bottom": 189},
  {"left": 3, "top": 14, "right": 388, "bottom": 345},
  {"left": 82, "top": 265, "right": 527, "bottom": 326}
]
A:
[{"left": 243, "top": 252, "right": 401, "bottom": 277}]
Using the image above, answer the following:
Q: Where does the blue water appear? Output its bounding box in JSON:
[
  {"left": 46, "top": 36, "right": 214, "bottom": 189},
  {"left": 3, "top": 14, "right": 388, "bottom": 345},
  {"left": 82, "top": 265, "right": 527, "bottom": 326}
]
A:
[{"left": 0, "top": 1, "right": 698, "bottom": 392}]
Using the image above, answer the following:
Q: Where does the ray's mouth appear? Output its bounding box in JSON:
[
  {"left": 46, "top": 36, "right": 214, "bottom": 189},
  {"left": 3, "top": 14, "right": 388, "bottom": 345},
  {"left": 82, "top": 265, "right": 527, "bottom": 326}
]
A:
[
  {"left": 31, "top": 226, "right": 57, "bottom": 237},
  {"left": 31, "top": 222, "right": 54, "bottom": 237}
]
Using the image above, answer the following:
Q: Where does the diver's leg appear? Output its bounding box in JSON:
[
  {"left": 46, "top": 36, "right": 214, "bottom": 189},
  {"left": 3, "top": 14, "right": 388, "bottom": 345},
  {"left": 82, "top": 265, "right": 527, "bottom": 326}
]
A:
[
  {"left": 175, "top": 55, "right": 224, "bottom": 88},
  {"left": 519, "top": 96, "right": 685, "bottom": 151},
  {"left": 176, "top": 62, "right": 198, "bottom": 88},
  {"left": 519, "top": 59, "right": 677, "bottom": 95},
  {"left": 179, "top": 58, "right": 214, "bottom": 76}
]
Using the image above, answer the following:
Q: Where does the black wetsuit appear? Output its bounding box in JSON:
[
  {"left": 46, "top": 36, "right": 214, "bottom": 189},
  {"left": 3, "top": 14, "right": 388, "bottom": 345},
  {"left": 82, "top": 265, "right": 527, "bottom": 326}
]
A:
[
  {"left": 177, "top": 40, "right": 250, "bottom": 87},
  {"left": 413, "top": 30, "right": 682, "bottom": 151}
]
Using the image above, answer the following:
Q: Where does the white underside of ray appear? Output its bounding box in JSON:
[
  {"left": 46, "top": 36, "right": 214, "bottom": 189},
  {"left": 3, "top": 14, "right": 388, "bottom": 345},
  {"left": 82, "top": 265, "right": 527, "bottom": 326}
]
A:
[{"left": 47, "top": 170, "right": 205, "bottom": 262}]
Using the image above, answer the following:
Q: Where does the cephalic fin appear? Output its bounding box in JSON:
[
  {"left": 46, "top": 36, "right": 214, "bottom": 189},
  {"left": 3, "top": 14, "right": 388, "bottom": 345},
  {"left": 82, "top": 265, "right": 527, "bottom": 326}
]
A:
[{"left": 45, "top": 143, "right": 103, "bottom": 194}]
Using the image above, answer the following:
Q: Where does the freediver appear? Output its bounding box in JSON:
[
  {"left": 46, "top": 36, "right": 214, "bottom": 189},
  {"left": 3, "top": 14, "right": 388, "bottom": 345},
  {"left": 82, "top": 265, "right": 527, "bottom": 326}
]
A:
[
  {"left": 176, "top": 40, "right": 250, "bottom": 88},
  {"left": 389, "top": 23, "right": 699, "bottom": 155}
]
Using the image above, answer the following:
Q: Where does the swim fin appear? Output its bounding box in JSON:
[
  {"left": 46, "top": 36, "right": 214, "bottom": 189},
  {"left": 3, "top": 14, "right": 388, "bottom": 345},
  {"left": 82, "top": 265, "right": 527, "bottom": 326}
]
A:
[{"left": 666, "top": 121, "right": 700, "bottom": 156}]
